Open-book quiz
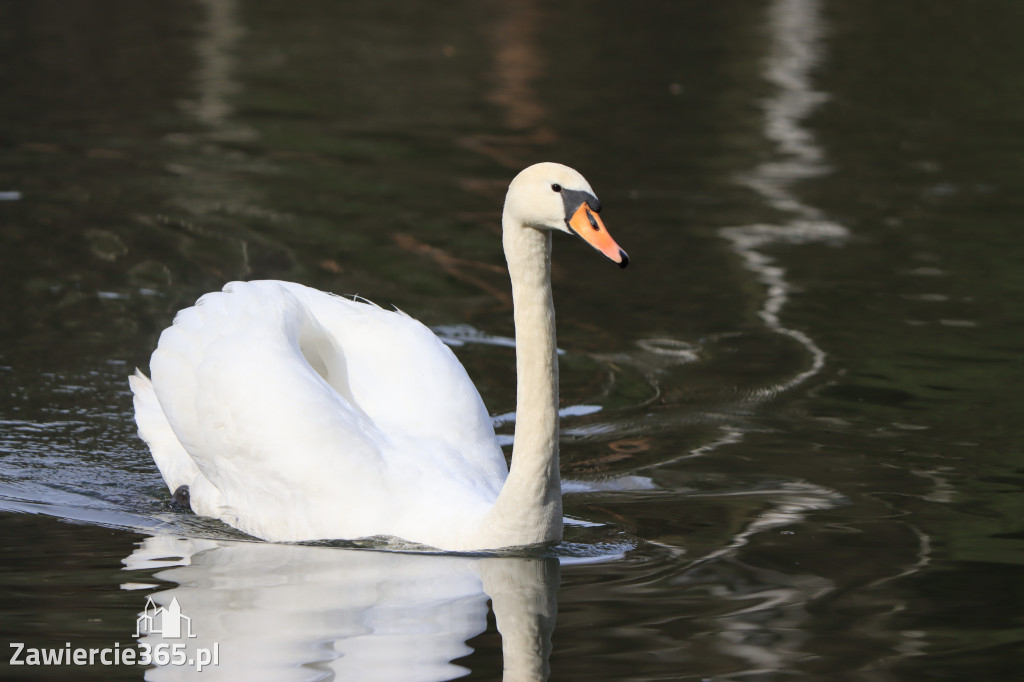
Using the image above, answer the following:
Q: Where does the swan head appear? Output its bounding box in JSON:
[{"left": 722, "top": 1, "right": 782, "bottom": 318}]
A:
[{"left": 504, "top": 162, "right": 628, "bottom": 268}]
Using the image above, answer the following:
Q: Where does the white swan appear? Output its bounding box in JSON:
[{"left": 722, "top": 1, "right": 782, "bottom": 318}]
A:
[{"left": 129, "top": 162, "right": 627, "bottom": 551}]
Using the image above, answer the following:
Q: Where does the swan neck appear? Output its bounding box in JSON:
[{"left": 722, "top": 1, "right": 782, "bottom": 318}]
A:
[{"left": 487, "top": 214, "right": 562, "bottom": 546}]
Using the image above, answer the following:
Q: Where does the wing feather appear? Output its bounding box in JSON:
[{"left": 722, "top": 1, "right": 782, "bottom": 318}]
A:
[{"left": 138, "top": 280, "right": 506, "bottom": 541}]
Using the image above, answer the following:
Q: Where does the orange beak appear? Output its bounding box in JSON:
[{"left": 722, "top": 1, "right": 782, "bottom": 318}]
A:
[{"left": 566, "top": 202, "right": 629, "bottom": 268}]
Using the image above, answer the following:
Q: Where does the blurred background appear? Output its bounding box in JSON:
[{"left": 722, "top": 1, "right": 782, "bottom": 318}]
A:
[{"left": 1, "top": 0, "right": 1023, "bottom": 679}]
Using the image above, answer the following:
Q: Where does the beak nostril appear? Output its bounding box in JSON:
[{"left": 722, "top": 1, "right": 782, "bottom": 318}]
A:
[{"left": 566, "top": 200, "right": 624, "bottom": 266}]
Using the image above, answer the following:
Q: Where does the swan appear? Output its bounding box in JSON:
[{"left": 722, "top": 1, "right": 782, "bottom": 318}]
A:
[{"left": 129, "top": 162, "right": 628, "bottom": 551}]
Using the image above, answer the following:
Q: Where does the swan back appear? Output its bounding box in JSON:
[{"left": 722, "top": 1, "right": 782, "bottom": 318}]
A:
[{"left": 141, "top": 281, "right": 507, "bottom": 544}]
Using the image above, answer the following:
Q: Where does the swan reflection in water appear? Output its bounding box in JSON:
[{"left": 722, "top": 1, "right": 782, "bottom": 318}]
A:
[{"left": 123, "top": 535, "right": 558, "bottom": 681}]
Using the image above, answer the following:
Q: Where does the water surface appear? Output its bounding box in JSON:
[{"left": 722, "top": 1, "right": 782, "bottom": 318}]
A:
[{"left": 2, "top": 0, "right": 1023, "bottom": 679}]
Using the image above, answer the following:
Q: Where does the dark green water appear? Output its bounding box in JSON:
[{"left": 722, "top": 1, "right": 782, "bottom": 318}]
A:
[{"left": 2, "top": 0, "right": 1023, "bottom": 679}]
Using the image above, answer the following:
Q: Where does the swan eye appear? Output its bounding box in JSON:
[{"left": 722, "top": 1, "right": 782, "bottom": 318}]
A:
[{"left": 551, "top": 184, "right": 562, "bottom": 192}]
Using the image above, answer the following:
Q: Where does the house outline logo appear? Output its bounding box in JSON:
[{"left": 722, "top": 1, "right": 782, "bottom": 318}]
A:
[{"left": 134, "top": 596, "right": 196, "bottom": 639}]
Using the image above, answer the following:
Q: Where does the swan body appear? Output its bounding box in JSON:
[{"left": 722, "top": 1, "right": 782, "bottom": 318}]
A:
[{"left": 131, "top": 162, "right": 627, "bottom": 551}]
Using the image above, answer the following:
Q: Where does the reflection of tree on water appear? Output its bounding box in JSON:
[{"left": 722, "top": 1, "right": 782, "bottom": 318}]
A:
[
  {"left": 462, "top": 0, "right": 554, "bottom": 171},
  {"left": 159, "top": 0, "right": 285, "bottom": 286},
  {"left": 125, "top": 536, "right": 558, "bottom": 681},
  {"left": 405, "top": 0, "right": 555, "bottom": 313},
  {"left": 722, "top": 0, "right": 847, "bottom": 394},
  {"left": 554, "top": 0, "right": 851, "bottom": 461},
  {"left": 707, "top": 2, "right": 934, "bottom": 674}
]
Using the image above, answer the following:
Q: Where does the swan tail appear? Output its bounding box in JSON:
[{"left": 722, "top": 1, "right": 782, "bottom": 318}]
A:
[{"left": 130, "top": 369, "right": 218, "bottom": 511}]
